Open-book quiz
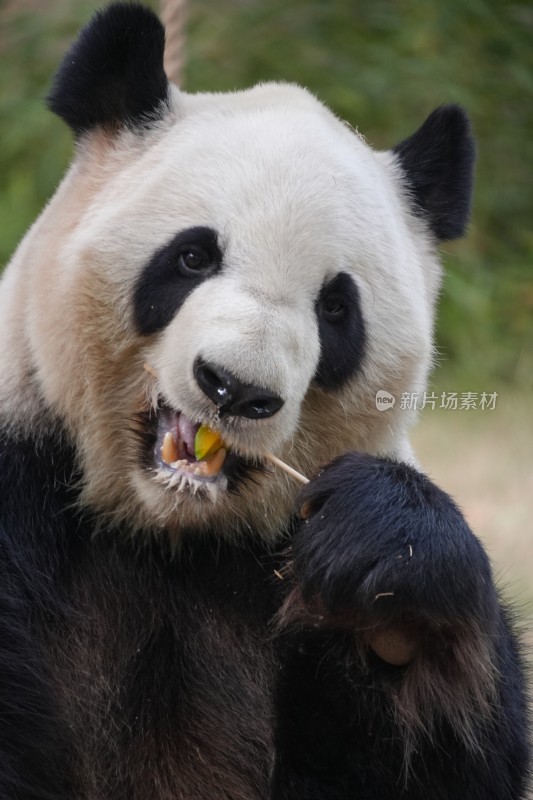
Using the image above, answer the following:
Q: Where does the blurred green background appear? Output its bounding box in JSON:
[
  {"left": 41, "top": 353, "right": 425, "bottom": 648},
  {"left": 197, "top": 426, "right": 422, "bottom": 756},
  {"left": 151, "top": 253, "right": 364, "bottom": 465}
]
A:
[{"left": 1, "top": 0, "right": 532, "bottom": 389}]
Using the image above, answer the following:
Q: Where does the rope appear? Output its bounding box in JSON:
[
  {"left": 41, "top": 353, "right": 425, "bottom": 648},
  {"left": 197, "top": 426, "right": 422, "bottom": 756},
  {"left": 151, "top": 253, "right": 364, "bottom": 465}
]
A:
[{"left": 161, "top": 0, "right": 187, "bottom": 87}]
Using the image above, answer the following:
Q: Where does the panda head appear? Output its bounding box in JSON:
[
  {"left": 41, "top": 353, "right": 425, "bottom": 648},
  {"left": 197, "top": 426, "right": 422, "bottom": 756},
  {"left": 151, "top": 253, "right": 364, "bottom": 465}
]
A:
[{"left": 1, "top": 3, "right": 474, "bottom": 537}]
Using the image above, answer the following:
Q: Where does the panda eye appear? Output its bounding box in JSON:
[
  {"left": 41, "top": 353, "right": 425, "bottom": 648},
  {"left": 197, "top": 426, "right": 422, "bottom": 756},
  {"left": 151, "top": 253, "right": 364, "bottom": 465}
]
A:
[
  {"left": 178, "top": 248, "right": 210, "bottom": 275},
  {"left": 313, "top": 272, "right": 366, "bottom": 391},
  {"left": 321, "top": 296, "right": 346, "bottom": 322},
  {"left": 134, "top": 226, "right": 222, "bottom": 335}
]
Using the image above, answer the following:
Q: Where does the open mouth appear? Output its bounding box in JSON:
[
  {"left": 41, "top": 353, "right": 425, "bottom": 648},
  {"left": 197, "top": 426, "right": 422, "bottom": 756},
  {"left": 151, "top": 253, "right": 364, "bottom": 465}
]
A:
[
  {"left": 144, "top": 404, "right": 260, "bottom": 499},
  {"left": 156, "top": 407, "right": 226, "bottom": 478},
  {"left": 136, "top": 365, "right": 305, "bottom": 502}
]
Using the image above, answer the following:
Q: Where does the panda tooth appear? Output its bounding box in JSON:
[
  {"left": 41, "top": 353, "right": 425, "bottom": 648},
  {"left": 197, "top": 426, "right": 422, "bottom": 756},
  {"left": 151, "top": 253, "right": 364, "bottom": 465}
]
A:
[
  {"left": 161, "top": 432, "right": 179, "bottom": 465},
  {"left": 201, "top": 448, "right": 227, "bottom": 477}
]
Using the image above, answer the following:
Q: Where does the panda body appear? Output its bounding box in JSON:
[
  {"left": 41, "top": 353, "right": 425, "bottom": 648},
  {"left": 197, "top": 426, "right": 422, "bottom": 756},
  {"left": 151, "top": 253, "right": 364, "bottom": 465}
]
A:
[{"left": 0, "top": 5, "right": 529, "bottom": 799}]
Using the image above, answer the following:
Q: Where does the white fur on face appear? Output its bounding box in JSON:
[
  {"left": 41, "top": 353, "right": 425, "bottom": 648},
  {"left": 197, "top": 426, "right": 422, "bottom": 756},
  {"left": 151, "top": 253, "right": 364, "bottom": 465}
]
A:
[{"left": 0, "top": 83, "right": 440, "bottom": 537}]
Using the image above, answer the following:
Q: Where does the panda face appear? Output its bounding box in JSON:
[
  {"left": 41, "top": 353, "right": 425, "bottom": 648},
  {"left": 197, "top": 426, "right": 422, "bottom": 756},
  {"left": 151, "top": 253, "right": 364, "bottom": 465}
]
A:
[
  {"left": 45, "top": 92, "right": 424, "bottom": 531},
  {"left": 0, "top": 6, "right": 474, "bottom": 537}
]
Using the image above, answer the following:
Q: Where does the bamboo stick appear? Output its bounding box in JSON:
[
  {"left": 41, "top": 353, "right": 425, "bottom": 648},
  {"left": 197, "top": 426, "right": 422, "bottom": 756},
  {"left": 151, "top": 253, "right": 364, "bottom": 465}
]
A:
[{"left": 263, "top": 451, "right": 309, "bottom": 485}]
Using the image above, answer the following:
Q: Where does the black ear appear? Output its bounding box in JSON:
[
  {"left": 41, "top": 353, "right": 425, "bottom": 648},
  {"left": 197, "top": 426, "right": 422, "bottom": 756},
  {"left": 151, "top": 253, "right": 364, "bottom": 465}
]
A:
[
  {"left": 392, "top": 105, "right": 476, "bottom": 241},
  {"left": 47, "top": 3, "right": 168, "bottom": 135}
]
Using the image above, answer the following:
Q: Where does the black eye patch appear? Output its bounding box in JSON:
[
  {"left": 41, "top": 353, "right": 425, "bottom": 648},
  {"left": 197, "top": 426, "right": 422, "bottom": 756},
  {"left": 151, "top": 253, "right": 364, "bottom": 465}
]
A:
[
  {"left": 313, "top": 272, "right": 366, "bottom": 391},
  {"left": 133, "top": 226, "right": 222, "bottom": 335}
]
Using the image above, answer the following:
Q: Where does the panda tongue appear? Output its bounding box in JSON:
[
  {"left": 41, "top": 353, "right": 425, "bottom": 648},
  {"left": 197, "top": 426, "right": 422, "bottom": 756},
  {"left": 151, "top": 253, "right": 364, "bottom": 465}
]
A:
[{"left": 178, "top": 414, "right": 199, "bottom": 459}]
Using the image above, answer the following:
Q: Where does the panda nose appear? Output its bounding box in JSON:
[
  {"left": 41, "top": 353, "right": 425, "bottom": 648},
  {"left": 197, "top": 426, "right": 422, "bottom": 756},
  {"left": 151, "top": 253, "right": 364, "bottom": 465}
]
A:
[{"left": 193, "top": 358, "right": 284, "bottom": 419}]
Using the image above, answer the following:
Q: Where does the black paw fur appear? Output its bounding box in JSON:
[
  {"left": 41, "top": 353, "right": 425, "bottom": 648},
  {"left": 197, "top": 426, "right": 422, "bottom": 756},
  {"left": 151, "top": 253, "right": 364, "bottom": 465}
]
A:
[{"left": 291, "top": 452, "right": 498, "bottom": 631}]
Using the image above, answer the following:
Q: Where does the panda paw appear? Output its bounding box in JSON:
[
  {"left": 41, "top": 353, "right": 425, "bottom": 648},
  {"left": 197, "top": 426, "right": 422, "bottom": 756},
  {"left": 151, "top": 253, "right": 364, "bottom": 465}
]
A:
[{"left": 282, "top": 453, "right": 498, "bottom": 650}]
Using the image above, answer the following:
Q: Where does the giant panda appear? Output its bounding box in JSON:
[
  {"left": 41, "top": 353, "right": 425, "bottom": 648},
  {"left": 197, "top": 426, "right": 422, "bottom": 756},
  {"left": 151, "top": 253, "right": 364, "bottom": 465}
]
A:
[{"left": 0, "top": 4, "right": 529, "bottom": 799}]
